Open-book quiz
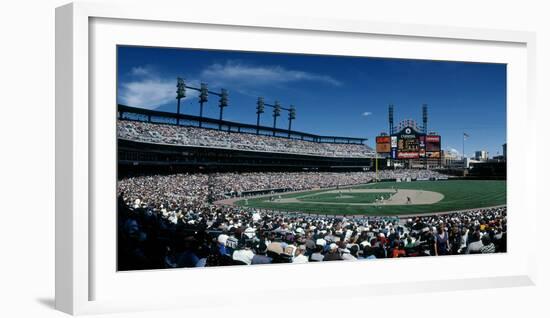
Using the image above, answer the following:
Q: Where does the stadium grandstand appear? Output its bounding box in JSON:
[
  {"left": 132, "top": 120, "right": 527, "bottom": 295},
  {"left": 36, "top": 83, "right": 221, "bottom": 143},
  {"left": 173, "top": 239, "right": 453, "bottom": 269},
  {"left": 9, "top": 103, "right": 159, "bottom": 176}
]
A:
[
  {"left": 118, "top": 105, "right": 375, "bottom": 174},
  {"left": 117, "top": 104, "right": 505, "bottom": 270}
]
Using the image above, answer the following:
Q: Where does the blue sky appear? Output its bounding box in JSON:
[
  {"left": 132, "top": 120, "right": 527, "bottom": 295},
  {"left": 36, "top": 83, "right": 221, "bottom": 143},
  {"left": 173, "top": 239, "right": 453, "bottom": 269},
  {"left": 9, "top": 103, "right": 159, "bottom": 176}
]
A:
[{"left": 117, "top": 46, "right": 506, "bottom": 157}]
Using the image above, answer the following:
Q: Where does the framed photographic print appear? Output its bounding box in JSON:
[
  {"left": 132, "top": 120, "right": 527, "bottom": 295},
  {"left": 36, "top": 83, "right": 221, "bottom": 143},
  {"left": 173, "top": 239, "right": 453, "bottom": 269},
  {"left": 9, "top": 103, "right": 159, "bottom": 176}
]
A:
[{"left": 56, "top": 2, "right": 537, "bottom": 315}]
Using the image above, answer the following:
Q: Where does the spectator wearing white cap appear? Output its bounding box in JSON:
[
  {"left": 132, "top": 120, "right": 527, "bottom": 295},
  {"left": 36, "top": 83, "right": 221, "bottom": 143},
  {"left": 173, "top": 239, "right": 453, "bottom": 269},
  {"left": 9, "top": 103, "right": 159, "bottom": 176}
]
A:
[{"left": 324, "top": 243, "right": 342, "bottom": 261}]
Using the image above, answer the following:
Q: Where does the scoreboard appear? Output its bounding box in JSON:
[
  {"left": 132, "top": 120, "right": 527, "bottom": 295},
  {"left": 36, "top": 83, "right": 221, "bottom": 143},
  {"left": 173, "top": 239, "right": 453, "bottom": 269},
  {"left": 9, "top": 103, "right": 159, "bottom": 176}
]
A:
[
  {"left": 425, "top": 135, "right": 441, "bottom": 157},
  {"left": 376, "top": 126, "right": 440, "bottom": 160},
  {"left": 376, "top": 136, "right": 391, "bottom": 153},
  {"left": 398, "top": 138, "right": 420, "bottom": 151}
]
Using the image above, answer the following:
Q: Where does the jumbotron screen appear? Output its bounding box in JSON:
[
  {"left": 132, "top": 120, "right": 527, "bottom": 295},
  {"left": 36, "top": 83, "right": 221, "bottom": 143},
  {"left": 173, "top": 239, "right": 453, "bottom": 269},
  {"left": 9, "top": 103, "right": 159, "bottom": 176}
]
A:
[
  {"left": 398, "top": 137, "right": 419, "bottom": 152},
  {"left": 397, "top": 136, "right": 420, "bottom": 159}
]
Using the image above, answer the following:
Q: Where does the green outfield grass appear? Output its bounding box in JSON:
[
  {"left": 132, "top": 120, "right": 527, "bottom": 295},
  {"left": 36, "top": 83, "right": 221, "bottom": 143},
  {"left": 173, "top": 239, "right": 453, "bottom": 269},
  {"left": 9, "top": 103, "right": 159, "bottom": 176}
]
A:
[
  {"left": 298, "top": 192, "right": 392, "bottom": 203},
  {"left": 234, "top": 180, "right": 506, "bottom": 216}
]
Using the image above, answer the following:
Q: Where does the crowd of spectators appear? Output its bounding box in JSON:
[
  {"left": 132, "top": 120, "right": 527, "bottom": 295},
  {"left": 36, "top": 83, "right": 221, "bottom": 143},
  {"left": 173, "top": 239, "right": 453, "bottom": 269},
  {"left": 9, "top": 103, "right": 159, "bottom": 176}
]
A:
[
  {"left": 117, "top": 170, "right": 504, "bottom": 270},
  {"left": 117, "top": 170, "right": 447, "bottom": 207},
  {"left": 209, "top": 172, "right": 374, "bottom": 198},
  {"left": 118, "top": 196, "right": 506, "bottom": 270},
  {"left": 117, "top": 173, "right": 210, "bottom": 225},
  {"left": 374, "top": 169, "right": 447, "bottom": 181},
  {"left": 117, "top": 120, "right": 375, "bottom": 158}
]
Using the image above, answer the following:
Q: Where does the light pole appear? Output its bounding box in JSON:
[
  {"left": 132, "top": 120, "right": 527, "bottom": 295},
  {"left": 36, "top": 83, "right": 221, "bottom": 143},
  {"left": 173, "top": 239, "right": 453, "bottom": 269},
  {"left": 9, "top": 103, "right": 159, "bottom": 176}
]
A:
[
  {"left": 288, "top": 105, "right": 296, "bottom": 138},
  {"left": 422, "top": 104, "right": 428, "bottom": 169},
  {"left": 218, "top": 89, "right": 228, "bottom": 129},
  {"left": 176, "top": 77, "right": 186, "bottom": 125},
  {"left": 198, "top": 83, "right": 208, "bottom": 127},
  {"left": 256, "top": 97, "right": 264, "bottom": 134},
  {"left": 272, "top": 101, "right": 281, "bottom": 136}
]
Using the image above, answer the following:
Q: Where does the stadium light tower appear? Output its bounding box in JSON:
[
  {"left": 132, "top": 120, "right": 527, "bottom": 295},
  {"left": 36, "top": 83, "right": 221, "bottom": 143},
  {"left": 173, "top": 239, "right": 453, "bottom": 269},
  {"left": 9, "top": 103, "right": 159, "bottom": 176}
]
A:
[
  {"left": 288, "top": 105, "right": 296, "bottom": 138},
  {"left": 256, "top": 97, "right": 265, "bottom": 134},
  {"left": 198, "top": 83, "right": 208, "bottom": 127},
  {"left": 422, "top": 104, "right": 428, "bottom": 134},
  {"left": 176, "top": 77, "right": 186, "bottom": 125},
  {"left": 272, "top": 101, "right": 281, "bottom": 136},
  {"left": 422, "top": 104, "right": 428, "bottom": 169},
  {"left": 218, "top": 88, "right": 228, "bottom": 128},
  {"left": 388, "top": 104, "right": 394, "bottom": 134}
]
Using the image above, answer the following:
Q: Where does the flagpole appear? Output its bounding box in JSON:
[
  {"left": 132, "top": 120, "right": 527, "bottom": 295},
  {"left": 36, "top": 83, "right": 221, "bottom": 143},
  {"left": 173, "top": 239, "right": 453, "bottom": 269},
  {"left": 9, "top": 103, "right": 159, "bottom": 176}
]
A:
[
  {"left": 462, "top": 132, "right": 465, "bottom": 160},
  {"left": 375, "top": 151, "right": 378, "bottom": 182}
]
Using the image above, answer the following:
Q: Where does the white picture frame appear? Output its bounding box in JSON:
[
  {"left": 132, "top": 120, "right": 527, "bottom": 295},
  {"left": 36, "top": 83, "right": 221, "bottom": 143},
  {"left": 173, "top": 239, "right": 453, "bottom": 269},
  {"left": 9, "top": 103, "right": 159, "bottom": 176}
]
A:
[{"left": 55, "top": 1, "right": 537, "bottom": 315}]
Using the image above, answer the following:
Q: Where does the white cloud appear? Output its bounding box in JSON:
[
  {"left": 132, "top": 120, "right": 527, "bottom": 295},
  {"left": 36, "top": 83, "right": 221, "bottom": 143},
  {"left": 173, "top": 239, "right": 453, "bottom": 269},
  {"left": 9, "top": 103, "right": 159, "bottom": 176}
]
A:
[
  {"left": 118, "top": 61, "right": 340, "bottom": 108},
  {"left": 130, "top": 66, "right": 150, "bottom": 76},
  {"left": 446, "top": 147, "right": 463, "bottom": 158},
  {"left": 119, "top": 79, "right": 174, "bottom": 109},
  {"left": 362, "top": 111, "right": 372, "bottom": 117},
  {"left": 200, "top": 60, "right": 342, "bottom": 87},
  {"left": 119, "top": 66, "right": 198, "bottom": 109},
  {"left": 447, "top": 147, "right": 459, "bottom": 154}
]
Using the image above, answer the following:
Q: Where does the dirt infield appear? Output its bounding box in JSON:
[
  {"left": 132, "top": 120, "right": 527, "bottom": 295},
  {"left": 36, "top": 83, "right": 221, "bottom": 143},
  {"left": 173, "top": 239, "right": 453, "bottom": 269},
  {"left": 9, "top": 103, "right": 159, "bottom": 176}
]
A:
[
  {"left": 274, "top": 189, "right": 444, "bottom": 206},
  {"left": 215, "top": 188, "right": 444, "bottom": 207}
]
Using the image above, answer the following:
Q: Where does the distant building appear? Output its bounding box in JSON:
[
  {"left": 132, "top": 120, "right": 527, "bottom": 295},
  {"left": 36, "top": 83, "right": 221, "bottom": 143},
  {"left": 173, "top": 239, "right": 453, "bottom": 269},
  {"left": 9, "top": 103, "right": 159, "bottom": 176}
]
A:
[
  {"left": 447, "top": 159, "right": 468, "bottom": 169},
  {"left": 467, "top": 158, "right": 482, "bottom": 166},
  {"left": 442, "top": 150, "right": 459, "bottom": 167},
  {"left": 475, "top": 150, "right": 489, "bottom": 161}
]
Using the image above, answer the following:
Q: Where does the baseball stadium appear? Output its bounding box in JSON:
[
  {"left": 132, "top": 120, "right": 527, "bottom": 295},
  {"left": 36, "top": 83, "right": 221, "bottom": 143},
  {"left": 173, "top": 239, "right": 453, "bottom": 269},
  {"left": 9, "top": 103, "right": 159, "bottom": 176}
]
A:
[
  {"left": 118, "top": 104, "right": 505, "bottom": 216},
  {"left": 117, "top": 46, "right": 507, "bottom": 270}
]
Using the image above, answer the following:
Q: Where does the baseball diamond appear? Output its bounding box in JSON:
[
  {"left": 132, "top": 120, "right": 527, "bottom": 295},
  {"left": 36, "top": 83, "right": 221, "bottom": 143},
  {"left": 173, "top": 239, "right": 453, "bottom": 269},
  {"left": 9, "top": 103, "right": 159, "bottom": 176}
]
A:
[{"left": 231, "top": 180, "right": 506, "bottom": 216}]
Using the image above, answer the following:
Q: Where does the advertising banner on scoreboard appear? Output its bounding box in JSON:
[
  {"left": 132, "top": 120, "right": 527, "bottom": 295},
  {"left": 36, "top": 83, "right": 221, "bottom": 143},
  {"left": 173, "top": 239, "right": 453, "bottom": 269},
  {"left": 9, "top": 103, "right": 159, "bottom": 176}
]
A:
[
  {"left": 426, "top": 135, "right": 441, "bottom": 152},
  {"left": 426, "top": 143, "right": 440, "bottom": 152},
  {"left": 425, "top": 135, "right": 440, "bottom": 143},
  {"left": 376, "top": 136, "right": 390, "bottom": 144},
  {"left": 376, "top": 143, "right": 391, "bottom": 153},
  {"left": 419, "top": 136, "right": 426, "bottom": 157},
  {"left": 397, "top": 152, "right": 420, "bottom": 159},
  {"left": 376, "top": 136, "right": 391, "bottom": 153},
  {"left": 391, "top": 136, "right": 398, "bottom": 148},
  {"left": 426, "top": 151, "right": 441, "bottom": 158}
]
